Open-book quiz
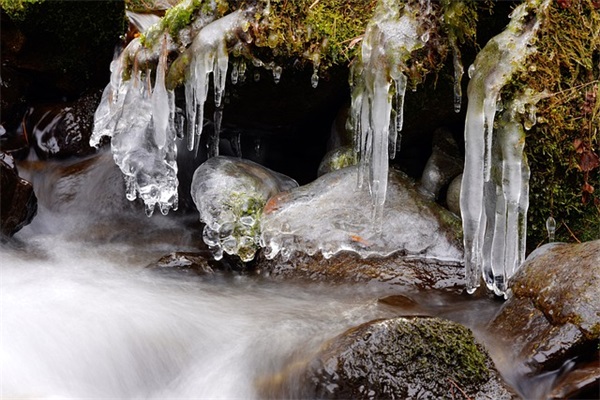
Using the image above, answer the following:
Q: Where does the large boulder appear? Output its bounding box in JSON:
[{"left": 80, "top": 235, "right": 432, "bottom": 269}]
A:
[
  {"left": 0, "top": 152, "right": 37, "bottom": 237},
  {"left": 261, "top": 316, "right": 515, "bottom": 399},
  {"left": 490, "top": 241, "right": 600, "bottom": 397}
]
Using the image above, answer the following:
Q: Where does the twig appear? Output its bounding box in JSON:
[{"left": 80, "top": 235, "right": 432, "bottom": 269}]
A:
[
  {"left": 562, "top": 220, "right": 582, "bottom": 243},
  {"left": 447, "top": 378, "right": 473, "bottom": 400},
  {"left": 309, "top": 0, "right": 320, "bottom": 10}
]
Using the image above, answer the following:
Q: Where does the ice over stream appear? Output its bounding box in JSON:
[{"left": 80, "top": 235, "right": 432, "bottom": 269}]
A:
[{"left": 90, "top": 0, "right": 549, "bottom": 294}]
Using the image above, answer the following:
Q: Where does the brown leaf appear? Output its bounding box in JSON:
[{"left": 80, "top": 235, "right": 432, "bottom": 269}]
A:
[
  {"left": 573, "top": 138, "right": 584, "bottom": 153},
  {"left": 580, "top": 150, "right": 600, "bottom": 172},
  {"left": 583, "top": 182, "right": 594, "bottom": 194}
]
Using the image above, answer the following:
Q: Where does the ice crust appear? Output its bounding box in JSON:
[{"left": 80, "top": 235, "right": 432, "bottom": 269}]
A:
[
  {"left": 191, "top": 156, "right": 298, "bottom": 262},
  {"left": 260, "top": 166, "right": 463, "bottom": 263},
  {"left": 460, "top": 0, "right": 549, "bottom": 296},
  {"left": 350, "top": 0, "right": 431, "bottom": 223}
]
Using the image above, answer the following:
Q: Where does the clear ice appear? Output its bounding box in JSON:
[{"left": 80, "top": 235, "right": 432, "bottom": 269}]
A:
[
  {"left": 460, "top": 0, "right": 549, "bottom": 296},
  {"left": 349, "top": 0, "right": 431, "bottom": 223},
  {"left": 191, "top": 156, "right": 298, "bottom": 262},
  {"left": 91, "top": 8, "right": 250, "bottom": 215},
  {"left": 260, "top": 166, "right": 463, "bottom": 263},
  {"left": 91, "top": 37, "right": 178, "bottom": 217}
]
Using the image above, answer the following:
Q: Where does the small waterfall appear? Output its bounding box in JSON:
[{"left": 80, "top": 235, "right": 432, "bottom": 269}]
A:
[{"left": 460, "top": 0, "right": 549, "bottom": 296}]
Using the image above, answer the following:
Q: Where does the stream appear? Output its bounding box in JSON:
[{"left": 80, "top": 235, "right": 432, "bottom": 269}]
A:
[{"left": 1, "top": 155, "right": 560, "bottom": 399}]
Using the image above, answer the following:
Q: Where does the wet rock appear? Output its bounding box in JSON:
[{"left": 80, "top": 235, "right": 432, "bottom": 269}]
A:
[
  {"left": 25, "top": 91, "right": 102, "bottom": 160},
  {"left": 418, "top": 128, "right": 463, "bottom": 201},
  {"left": 0, "top": 152, "right": 37, "bottom": 237},
  {"left": 490, "top": 241, "right": 600, "bottom": 375},
  {"left": 147, "top": 251, "right": 247, "bottom": 275},
  {"left": 257, "top": 251, "right": 465, "bottom": 292},
  {"left": 548, "top": 358, "right": 600, "bottom": 400},
  {"left": 446, "top": 173, "right": 462, "bottom": 217},
  {"left": 317, "top": 145, "right": 357, "bottom": 177},
  {"left": 266, "top": 316, "right": 515, "bottom": 399}
]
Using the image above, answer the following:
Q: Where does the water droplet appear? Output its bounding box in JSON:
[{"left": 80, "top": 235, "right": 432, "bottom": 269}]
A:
[
  {"left": 468, "top": 64, "right": 475, "bottom": 79},
  {"left": 273, "top": 66, "right": 282, "bottom": 84},
  {"left": 311, "top": 71, "right": 319, "bottom": 88},
  {"left": 546, "top": 216, "right": 556, "bottom": 242}
]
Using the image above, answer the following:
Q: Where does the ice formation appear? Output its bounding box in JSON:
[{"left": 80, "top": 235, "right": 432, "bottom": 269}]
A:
[
  {"left": 91, "top": 7, "right": 250, "bottom": 215},
  {"left": 260, "top": 166, "right": 463, "bottom": 263},
  {"left": 91, "top": 37, "right": 178, "bottom": 217},
  {"left": 460, "top": 0, "right": 549, "bottom": 296},
  {"left": 191, "top": 156, "right": 298, "bottom": 262},
  {"left": 349, "top": 0, "right": 432, "bottom": 223},
  {"left": 184, "top": 9, "right": 248, "bottom": 152}
]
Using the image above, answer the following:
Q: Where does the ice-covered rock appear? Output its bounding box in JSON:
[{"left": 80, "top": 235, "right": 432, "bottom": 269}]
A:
[
  {"left": 191, "top": 156, "right": 297, "bottom": 262},
  {"left": 418, "top": 128, "right": 462, "bottom": 201},
  {"left": 260, "top": 166, "right": 463, "bottom": 263}
]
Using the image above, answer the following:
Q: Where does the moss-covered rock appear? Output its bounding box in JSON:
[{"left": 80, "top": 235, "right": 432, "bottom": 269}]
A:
[{"left": 261, "top": 316, "right": 515, "bottom": 399}]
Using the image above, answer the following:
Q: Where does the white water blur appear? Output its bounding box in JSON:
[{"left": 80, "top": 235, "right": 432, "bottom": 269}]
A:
[{"left": 1, "top": 218, "right": 395, "bottom": 399}]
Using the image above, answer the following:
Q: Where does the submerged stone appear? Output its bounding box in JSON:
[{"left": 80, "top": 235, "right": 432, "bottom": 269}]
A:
[
  {"left": 263, "top": 316, "right": 515, "bottom": 399},
  {"left": 490, "top": 241, "right": 600, "bottom": 375}
]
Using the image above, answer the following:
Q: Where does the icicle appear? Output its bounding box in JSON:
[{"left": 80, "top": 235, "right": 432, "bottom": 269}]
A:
[
  {"left": 185, "top": 10, "right": 248, "bottom": 150},
  {"left": 451, "top": 40, "right": 464, "bottom": 113},
  {"left": 273, "top": 65, "right": 282, "bottom": 84},
  {"left": 254, "top": 137, "right": 261, "bottom": 157},
  {"left": 210, "top": 108, "right": 222, "bottom": 158},
  {"left": 460, "top": 0, "right": 549, "bottom": 295},
  {"left": 231, "top": 61, "right": 239, "bottom": 85},
  {"left": 311, "top": 70, "right": 319, "bottom": 88},
  {"left": 349, "top": 0, "right": 431, "bottom": 225},
  {"left": 151, "top": 36, "right": 170, "bottom": 149}
]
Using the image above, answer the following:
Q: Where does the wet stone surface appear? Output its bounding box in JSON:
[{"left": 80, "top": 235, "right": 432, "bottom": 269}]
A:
[
  {"left": 0, "top": 152, "right": 37, "bottom": 237},
  {"left": 491, "top": 241, "right": 600, "bottom": 374},
  {"left": 263, "top": 316, "right": 516, "bottom": 400}
]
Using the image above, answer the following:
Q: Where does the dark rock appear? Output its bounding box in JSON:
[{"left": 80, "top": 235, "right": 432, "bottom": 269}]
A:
[
  {"left": 490, "top": 241, "right": 600, "bottom": 375},
  {"left": 147, "top": 251, "right": 247, "bottom": 275},
  {"left": 418, "top": 127, "right": 463, "bottom": 201},
  {"left": 1, "top": 2, "right": 126, "bottom": 99},
  {"left": 257, "top": 251, "right": 465, "bottom": 292},
  {"left": 263, "top": 316, "right": 515, "bottom": 399},
  {"left": 0, "top": 152, "right": 37, "bottom": 237},
  {"left": 548, "top": 358, "right": 600, "bottom": 400},
  {"left": 24, "top": 91, "right": 101, "bottom": 160}
]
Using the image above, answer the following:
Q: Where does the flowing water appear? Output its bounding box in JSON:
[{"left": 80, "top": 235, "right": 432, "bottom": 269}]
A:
[{"left": 1, "top": 154, "right": 563, "bottom": 399}]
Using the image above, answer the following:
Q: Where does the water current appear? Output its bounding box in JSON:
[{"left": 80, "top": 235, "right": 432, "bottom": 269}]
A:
[{"left": 1, "top": 154, "right": 562, "bottom": 399}]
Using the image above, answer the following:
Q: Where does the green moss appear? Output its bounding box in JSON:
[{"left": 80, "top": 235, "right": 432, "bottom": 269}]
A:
[
  {"left": 506, "top": 0, "right": 600, "bottom": 249},
  {"left": 0, "top": 0, "right": 43, "bottom": 21},
  {"left": 398, "top": 318, "right": 490, "bottom": 384}
]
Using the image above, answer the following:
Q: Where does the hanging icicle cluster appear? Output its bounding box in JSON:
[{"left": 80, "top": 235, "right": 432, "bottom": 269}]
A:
[{"left": 460, "top": 0, "right": 550, "bottom": 296}]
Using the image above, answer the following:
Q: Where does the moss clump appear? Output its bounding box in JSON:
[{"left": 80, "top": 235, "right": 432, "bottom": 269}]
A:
[
  {"left": 0, "top": 0, "right": 43, "bottom": 21},
  {"left": 311, "top": 317, "right": 500, "bottom": 399},
  {"left": 505, "top": 0, "right": 600, "bottom": 248}
]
